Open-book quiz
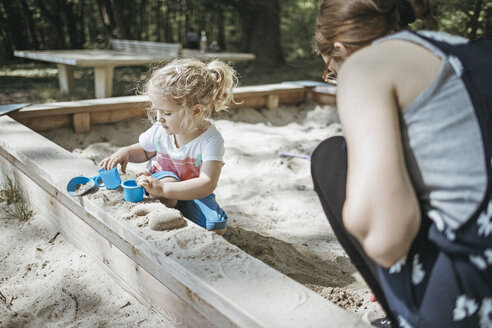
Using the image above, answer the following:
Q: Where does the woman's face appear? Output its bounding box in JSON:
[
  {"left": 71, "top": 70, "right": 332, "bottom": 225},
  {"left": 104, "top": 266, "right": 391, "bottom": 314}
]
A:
[{"left": 321, "top": 55, "right": 340, "bottom": 85}]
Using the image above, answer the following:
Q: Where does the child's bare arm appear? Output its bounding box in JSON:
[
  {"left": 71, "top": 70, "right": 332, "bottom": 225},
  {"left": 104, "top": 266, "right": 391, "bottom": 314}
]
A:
[
  {"left": 136, "top": 160, "right": 222, "bottom": 200},
  {"left": 100, "top": 143, "right": 156, "bottom": 173}
]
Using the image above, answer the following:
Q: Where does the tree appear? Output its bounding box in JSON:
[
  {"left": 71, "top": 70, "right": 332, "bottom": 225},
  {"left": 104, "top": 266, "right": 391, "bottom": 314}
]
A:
[
  {"left": 236, "top": 0, "right": 284, "bottom": 66},
  {"left": 434, "top": 0, "right": 489, "bottom": 39}
]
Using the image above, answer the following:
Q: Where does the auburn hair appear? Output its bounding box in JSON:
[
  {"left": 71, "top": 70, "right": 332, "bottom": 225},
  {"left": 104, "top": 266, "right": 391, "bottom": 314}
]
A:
[{"left": 314, "top": 0, "right": 433, "bottom": 61}]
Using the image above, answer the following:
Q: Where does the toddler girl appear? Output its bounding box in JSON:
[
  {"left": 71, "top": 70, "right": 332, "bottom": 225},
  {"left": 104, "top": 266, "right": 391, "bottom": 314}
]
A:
[{"left": 100, "top": 58, "right": 237, "bottom": 235}]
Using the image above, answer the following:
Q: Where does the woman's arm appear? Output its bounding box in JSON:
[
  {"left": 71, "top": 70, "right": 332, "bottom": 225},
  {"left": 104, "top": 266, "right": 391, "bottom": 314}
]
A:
[
  {"left": 137, "top": 160, "right": 222, "bottom": 200},
  {"left": 337, "top": 45, "right": 421, "bottom": 268},
  {"left": 100, "top": 143, "right": 156, "bottom": 173}
]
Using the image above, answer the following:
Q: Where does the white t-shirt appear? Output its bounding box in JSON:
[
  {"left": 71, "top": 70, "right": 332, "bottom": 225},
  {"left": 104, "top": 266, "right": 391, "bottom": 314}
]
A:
[{"left": 139, "top": 122, "right": 224, "bottom": 181}]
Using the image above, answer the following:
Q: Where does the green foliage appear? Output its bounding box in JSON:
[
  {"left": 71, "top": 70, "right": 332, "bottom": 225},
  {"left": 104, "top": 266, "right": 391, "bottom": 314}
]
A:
[
  {"left": 433, "top": 0, "right": 491, "bottom": 39},
  {"left": 280, "top": 0, "right": 323, "bottom": 61},
  {"left": 0, "top": 0, "right": 490, "bottom": 66},
  {"left": 0, "top": 176, "right": 33, "bottom": 221}
]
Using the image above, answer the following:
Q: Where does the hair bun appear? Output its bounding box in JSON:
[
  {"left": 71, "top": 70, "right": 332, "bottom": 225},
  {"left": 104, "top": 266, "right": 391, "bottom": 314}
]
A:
[
  {"left": 208, "top": 67, "right": 223, "bottom": 84},
  {"left": 397, "top": 0, "right": 416, "bottom": 26}
]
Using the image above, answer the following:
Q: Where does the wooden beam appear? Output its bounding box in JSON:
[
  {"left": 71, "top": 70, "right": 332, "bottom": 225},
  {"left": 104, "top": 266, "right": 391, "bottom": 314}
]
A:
[
  {"left": 313, "top": 86, "right": 337, "bottom": 106},
  {"left": 0, "top": 153, "right": 212, "bottom": 328},
  {"left": 266, "top": 95, "right": 279, "bottom": 109},
  {"left": 73, "top": 112, "right": 91, "bottom": 133},
  {"left": 9, "top": 83, "right": 320, "bottom": 133},
  {"left": 0, "top": 116, "right": 368, "bottom": 328}
]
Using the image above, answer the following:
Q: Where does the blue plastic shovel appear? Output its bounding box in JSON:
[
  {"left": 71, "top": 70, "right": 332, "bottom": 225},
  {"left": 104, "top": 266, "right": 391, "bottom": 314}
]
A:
[{"left": 66, "top": 175, "right": 103, "bottom": 196}]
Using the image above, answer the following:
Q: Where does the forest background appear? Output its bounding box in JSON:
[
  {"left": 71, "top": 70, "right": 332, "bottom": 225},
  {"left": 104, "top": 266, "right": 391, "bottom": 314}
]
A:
[{"left": 0, "top": 0, "right": 491, "bottom": 103}]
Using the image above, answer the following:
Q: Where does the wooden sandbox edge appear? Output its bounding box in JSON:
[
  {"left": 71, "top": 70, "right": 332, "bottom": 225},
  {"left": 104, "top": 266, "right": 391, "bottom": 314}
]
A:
[
  {"left": 0, "top": 116, "right": 366, "bottom": 328},
  {"left": 9, "top": 82, "right": 335, "bottom": 133}
]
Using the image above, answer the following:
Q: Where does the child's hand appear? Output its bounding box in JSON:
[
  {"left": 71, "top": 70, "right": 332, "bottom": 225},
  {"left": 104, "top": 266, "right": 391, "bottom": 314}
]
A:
[
  {"left": 99, "top": 149, "right": 130, "bottom": 173},
  {"left": 136, "top": 175, "right": 163, "bottom": 196}
]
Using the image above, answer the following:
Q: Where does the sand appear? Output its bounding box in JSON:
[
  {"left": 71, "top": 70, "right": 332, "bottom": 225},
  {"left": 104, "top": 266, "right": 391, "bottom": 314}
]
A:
[
  {"left": 1, "top": 101, "right": 385, "bottom": 326},
  {"left": 0, "top": 203, "right": 173, "bottom": 328}
]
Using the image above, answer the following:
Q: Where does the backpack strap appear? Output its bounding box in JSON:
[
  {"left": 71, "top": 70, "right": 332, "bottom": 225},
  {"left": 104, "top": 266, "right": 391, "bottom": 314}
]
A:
[{"left": 409, "top": 30, "right": 492, "bottom": 217}]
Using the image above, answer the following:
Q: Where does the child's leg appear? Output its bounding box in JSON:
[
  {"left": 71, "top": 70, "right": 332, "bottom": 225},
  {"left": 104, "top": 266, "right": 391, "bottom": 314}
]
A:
[
  {"left": 311, "top": 136, "right": 395, "bottom": 320},
  {"left": 149, "top": 176, "right": 178, "bottom": 208},
  {"left": 146, "top": 171, "right": 181, "bottom": 208},
  {"left": 177, "top": 194, "right": 227, "bottom": 234}
]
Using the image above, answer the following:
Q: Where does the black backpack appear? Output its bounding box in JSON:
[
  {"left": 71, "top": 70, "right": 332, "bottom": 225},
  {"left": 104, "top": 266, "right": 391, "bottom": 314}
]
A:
[{"left": 412, "top": 30, "right": 492, "bottom": 225}]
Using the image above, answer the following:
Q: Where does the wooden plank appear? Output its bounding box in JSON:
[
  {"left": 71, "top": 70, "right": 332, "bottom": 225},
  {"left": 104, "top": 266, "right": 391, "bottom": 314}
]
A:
[
  {"left": 111, "top": 39, "right": 182, "bottom": 56},
  {"left": 0, "top": 115, "right": 369, "bottom": 328},
  {"left": 73, "top": 112, "right": 91, "bottom": 133},
  {"left": 313, "top": 86, "right": 337, "bottom": 106},
  {"left": 14, "top": 49, "right": 254, "bottom": 67},
  {"left": 90, "top": 107, "right": 147, "bottom": 125},
  {"left": 13, "top": 50, "right": 177, "bottom": 67},
  {"left": 181, "top": 49, "right": 255, "bottom": 62},
  {"left": 10, "top": 95, "right": 149, "bottom": 118},
  {"left": 14, "top": 114, "right": 71, "bottom": 131},
  {"left": 10, "top": 84, "right": 307, "bottom": 132},
  {"left": 266, "top": 95, "right": 279, "bottom": 109}
]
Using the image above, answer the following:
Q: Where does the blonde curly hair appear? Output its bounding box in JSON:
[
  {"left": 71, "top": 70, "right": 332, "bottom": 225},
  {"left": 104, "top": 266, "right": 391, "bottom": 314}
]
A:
[{"left": 143, "top": 58, "right": 238, "bottom": 131}]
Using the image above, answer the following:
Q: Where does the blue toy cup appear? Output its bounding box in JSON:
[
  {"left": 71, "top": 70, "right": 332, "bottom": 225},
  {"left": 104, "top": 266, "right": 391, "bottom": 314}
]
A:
[
  {"left": 122, "top": 180, "right": 144, "bottom": 202},
  {"left": 97, "top": 167, "right": 121, "bottom": 190}
]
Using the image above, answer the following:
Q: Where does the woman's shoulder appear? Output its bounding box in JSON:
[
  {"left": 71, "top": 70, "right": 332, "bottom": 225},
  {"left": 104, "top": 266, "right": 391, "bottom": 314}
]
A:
[
  {"left": 340, "top": 32, "right": 444, "bottom": 111},
  {"left": 343, "top": 37, "right": 418, "bottom": 72},
  {"left": 338, "top": 42, "right": 403, "bottom": 94}
]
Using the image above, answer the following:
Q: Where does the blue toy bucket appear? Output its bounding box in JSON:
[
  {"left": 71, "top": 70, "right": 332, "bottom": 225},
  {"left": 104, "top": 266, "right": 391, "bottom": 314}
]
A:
[
  {"left": 97, "top": 167, "right": 121, "bottom": 190},
  {"left": 121, "top": 180, "right": 143, "bottom": 202}
]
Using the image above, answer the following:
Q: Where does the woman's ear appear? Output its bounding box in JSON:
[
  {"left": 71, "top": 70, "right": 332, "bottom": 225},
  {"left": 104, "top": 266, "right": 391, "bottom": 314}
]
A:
[{"left": 333, "top": 41, "right": 350, "bottom": 57}]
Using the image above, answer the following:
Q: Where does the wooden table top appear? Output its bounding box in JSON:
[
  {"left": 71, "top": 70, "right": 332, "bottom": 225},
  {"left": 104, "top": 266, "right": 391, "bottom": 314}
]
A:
[{"left": 14, "top": 49, "right": 255, "bottom": 67}]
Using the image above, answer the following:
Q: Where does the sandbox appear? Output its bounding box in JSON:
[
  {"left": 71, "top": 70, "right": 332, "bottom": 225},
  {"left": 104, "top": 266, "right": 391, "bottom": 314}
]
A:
[{"left": 0, "top": 83, "right": 376, "bottom": 327}]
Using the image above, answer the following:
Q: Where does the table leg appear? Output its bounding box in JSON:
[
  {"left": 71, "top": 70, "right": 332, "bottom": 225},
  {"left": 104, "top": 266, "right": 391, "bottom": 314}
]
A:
[
  {"left": 57, "top": 64, "right": 74, "bottom": 95},
  {"left": 94, "top": 66, "right": 114, "bottom": 99}
]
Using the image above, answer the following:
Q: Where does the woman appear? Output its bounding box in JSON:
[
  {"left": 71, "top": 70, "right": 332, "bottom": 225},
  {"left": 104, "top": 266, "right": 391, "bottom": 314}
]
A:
[{"left": 311, "top": 0, "right": 492, "bottom": 327}]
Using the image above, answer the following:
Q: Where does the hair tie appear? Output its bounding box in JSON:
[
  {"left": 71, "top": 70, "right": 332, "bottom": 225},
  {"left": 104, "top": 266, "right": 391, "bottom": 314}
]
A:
[
  {"left": 175, "top": 65, "right": 182, "bottom": 74},
  {"left": 397, "top": 0, "right": 416, "bottom": 26}
]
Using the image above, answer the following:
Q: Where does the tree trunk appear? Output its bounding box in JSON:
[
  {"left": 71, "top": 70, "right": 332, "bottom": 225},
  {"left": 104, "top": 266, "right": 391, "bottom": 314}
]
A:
[
  {"left": 35, "top": 0, "right": 66, "bottom": 48},
  {"left": 156, "top": 0, "right": 162, "bottom": 41},
  {"left": 163, "top": 0, "right": 172, "bottom": 42},
  {"left": 217, "top": 6, "right": 225, "bottom": 50},
  {"left": 63, "top": 0, "right": 84, "bottom": 48},
  {"left": 138, "top": 0, "right": 147, "bottom": 39},
  {"left": 20, "top": 0, "right": 39, "bottom": 49},
  {"left": 238, "top": 0, "right": 284, "bottom": 66},
  {"left": 0, "top": 1, "right": 14, "bottom": 58},
  {"left": 79, "top": 0, "right": 86, "bottom": 46},
  {"left": 96, "top": 0, "right": 116, "bottom": 38},
  {"left": 112, "top": 0, "right": 130, "bottom": 39},
  {"left": 2, "top": 0, "right": 31, "bottom": 51}
]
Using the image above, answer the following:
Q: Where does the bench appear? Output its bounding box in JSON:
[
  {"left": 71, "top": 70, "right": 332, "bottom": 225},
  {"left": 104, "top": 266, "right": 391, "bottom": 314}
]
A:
[{"left": 110, "top": 39, "right": 182, "bottom": 57}]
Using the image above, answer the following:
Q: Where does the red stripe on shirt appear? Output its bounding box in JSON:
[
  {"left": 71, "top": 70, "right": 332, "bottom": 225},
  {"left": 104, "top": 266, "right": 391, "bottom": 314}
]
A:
[{"left": 150, "top": 153, "right": 200, "bottom": 181}]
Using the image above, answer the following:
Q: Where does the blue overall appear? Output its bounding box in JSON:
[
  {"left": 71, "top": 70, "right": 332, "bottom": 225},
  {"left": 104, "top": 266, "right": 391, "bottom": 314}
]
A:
[
  {"left": 311, "top": 32, "right": 492, "bottom": 327},
  {"left": 151, "top": 171, "right": 227, "bottom": 231}
]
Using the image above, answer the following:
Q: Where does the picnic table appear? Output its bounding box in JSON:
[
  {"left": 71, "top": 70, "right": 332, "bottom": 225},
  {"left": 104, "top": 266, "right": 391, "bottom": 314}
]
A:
[{"left": 14, "top": 40, "right": 255, "bottom": 99}]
